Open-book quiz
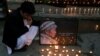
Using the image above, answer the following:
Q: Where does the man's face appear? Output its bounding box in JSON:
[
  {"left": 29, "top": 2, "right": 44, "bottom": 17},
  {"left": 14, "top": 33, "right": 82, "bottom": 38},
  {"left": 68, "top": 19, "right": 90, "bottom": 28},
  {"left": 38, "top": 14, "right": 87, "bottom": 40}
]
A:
[{"left": 21, "top": 12, "right": 32, "bottom": 20}]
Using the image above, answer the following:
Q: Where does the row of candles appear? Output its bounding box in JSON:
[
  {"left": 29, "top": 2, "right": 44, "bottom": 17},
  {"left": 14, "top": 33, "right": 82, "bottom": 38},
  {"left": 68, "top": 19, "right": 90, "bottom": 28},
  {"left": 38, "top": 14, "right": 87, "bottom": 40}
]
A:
[
  {"left": 40, "top": 45, "right": 93, "bottom": 56},
  {"left": 41, "top": 7, "right": 100, "bottom": 15},
  {"left": 35, "top": 0, "right": 100, "bottom": 4}
]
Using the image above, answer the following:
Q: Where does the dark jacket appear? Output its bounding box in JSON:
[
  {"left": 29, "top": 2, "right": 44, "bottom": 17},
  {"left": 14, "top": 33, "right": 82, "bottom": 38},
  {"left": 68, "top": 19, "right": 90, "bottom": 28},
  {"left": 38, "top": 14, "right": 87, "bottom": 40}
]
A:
[{"left": 2, "top": 8, "right": 40, "bottom": 51}]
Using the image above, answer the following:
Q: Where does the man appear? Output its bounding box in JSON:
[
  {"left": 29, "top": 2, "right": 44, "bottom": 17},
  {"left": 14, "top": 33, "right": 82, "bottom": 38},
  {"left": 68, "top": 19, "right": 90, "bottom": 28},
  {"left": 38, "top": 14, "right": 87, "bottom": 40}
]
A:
[
  {"left": 40, "top": 21, "right": 58, "bottom": 44},
  {"left": 2, "top": 1, "right": 39, "bottom": 55}
]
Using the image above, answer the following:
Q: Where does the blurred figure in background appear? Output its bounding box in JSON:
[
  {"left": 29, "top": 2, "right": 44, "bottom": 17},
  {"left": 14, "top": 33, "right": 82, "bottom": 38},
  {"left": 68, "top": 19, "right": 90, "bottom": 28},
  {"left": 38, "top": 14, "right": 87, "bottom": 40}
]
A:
[
  {"left": 2, "top": 1, "right": 39, "bottom": 55},
  {"left": 40, "top": 21, "right": 58, "bottom": 44}
]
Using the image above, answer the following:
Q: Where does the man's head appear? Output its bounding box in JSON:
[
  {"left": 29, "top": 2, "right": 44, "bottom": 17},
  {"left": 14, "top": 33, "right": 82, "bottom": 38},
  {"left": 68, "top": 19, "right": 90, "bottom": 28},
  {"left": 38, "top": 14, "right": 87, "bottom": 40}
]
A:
[{"left": 20, "top": 1, "right": 35, "bottom": 20}]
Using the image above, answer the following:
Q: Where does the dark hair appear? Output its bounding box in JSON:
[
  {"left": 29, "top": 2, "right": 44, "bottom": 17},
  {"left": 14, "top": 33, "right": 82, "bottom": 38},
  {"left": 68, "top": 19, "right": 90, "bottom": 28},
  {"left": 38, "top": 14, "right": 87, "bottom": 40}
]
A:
[{"left": 20, "top": 1, "right": 35, "bottom": 14}]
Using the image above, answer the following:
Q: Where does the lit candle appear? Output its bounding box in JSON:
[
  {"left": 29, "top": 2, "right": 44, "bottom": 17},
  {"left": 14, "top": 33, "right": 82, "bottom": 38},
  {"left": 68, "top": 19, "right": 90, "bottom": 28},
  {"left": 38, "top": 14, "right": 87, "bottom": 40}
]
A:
[
  {"left": 41, "top": 55, "right": 44, "bottom": 56},
  {"left": 71, "top": 8, "right": 73, "bottom": 14},
  {"left": 48, "top": 51, "right": 52, "bottom": 54},
  {"left": 41, "top": 49, "right": 44, "bottom": 52},
  {"left": 76, "top": 54, "right": 79, "bottom": 56},
  {"left": 66, "top": 54, "right": 69, "bottom": 56},
  {"left": 64, "top": 8, "right": 67, "bottom": 14},
  {"left": 84, "top": 9, "right": 86, "bottom": 14},
  {"left": 89, "top": 51, "right": 93, "bottom": 53},
  {"left": 47, "top": 54, "right": 50, "bottom": 56},
  {"left": 56, "top": 9, "right": 58, "bottom": 14},
  {"left": 54, "top": 53, "right": 57, "bottom": 56},
  {"left": 72, "top": 49, "right": 74, "bottom": 51},
  {"left": 79, "top": 8, "right": 81, "bottom": 14},
  {"left": 55, "top": 45, "right": 59, "bottom": 49},
  {"left": 59, "top": 54, "right": 62, "bottom": 56},
  {"left": 78, "top": 50, "right": 81, "bottom": 53},
  {"left": 67, "top": 8, "right": 70, "bottom": 14},
  {"left": 46, "top": 48, "right": 49, "bottom": 51},
  {"left": 62, "top": 50, "right": 65, "bottom": 52},
  {"left": 74, "top": 7, "right": 77, "bottom": 14},
  {"left": 49, "top": 8, "right": 52, "bottom": 14},
  {"left": 66, "top": 50, "right": 68, "bottom": 52},
  {"left": 49, "top": 45, "right": 52, "bottom": 47},
  {"left": 95, "top": 24, "right": 99, "bottom": 30},
  {"left": 63, "top": 46, "right": 66, "bottom": 48}
]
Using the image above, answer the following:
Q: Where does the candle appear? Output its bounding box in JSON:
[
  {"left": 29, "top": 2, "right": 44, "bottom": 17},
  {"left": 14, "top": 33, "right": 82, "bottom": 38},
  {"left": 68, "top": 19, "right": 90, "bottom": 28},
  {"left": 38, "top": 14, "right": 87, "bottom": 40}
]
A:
[
  {"left": 46, "top": 48, "right": 49, "bottom": 51},
  {"left": 66, "top": 50, "right": 68, "bottom": 52},
  {"left": 71, "top": 8, "right": 73, "bottom": 14},
  {"left": 84, "top": 9, "right": 86, "bottom": 14},
  {"left": 50, "top": 45, "right": 52, "bottom": 48},
  {"left": 89, "top": 51, "right": 93, "bottom": 53},
  {"left": 79, "top": 8, "right": 81, "bottom": 15},
  {"left": 88, "top": 8, "right": 90, "bottom": 14},
  {"left": 41, "top": 49, "right": 44, "bottom": 52},
  {"left": 78, "top": 50, "right": 81, "bottom": 53},
  {"left": 62, "top": 50, "right": 65, "bottom": 52},
  {"left": 64, "top": 8, "right": 67, "bottom": 14},
  {"left": 72, "top": 49, "right": 74, "bottom": 51},
  {"left": 95, "top": 24, "right": 99, "bottom": 30},
  {"left": 47, "top": 54, "right": 50, "bottom": 56},
  {"left": 63, "top": 46, "right": 66, "bottom": 48},
  {"left": 56, "top": 9, "right": 58, "bottom": 14},
  {"left": 59, "top": 54, "right": 62, "bottom": 56},
  {"left": 66, "top": 54, "right": 69, "bottom": 56},
  {"left": 49, "top": 8, "right": 52, "bottom": 14},
  {"left": 48, "top": 51, "right": 52, "bottom": 54},
  {"left": 41, "top": 55, "right": 44, "bottom": 56},
  {"left": 67, "top": 8, "right": 70, "bottom": 14},
  {"left": 55, "top": 45, "right": 59, "bottom": 49},
  {"left": 76, "top": 54, "right": 79, "bottom": 56},
  {"left": 54, "top": 53, "right": 57, "bottom": 56}
]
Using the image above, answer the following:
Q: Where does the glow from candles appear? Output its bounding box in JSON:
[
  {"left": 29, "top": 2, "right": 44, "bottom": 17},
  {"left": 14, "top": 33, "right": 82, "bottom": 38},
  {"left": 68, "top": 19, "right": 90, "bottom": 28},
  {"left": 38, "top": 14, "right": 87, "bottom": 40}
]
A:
[
  {"left": 47, "top": 54, "right": 50, "bottom": 56},
  {"left": 90, "top": 51, "right": 93, "bottom": 53},
  {"left": 41, "top": 55, "right": 44, "bottom": 56},
  {"left": 49, "top": 8, "right": 52, "bottom": 14},
  {"left": 56, "top": 9, "right": 58, "bottom": 14},
  {"left": 41, "top": 49, "right": 44, "bottom": 52},
  {"left": 50, "top": 45, "right": 52, "bottom": 47},
  {"left": 66, "top": 54, "right": 69, "bottom": 56},
  {"left": 72, "top": 49, "right": 74, "bottom": 51},
  {"left": 63, "top": 46, "right": 66, "bottom": 48},
  {"left": 76, "top": 54, "right": 79, "bottom": 56},
  {"left": 46, "top": 48, "right": 49, "bottom": 51},
  {"left": 55, "top": 45, "right": 59, "bottom": 49},
  {"left": 59, "top": 54, "right": 62, "bottom": 56},
  {"left": 54, "top": 53, "right": 57, "bottom": 56},
  {"left": 66, "top": 50, "right": 68, "bottom": 52},
  {"left": 62, "top": 50, "right": 65, "bottom": 52},
  {"left": 48, "top": 51, "right": 52, "bottom": 54},
  {"left": 95, "top": 24, "right": 99, "bottom": 30},
  {"left": 78, "top": 50, "right": 81, "bottom": 53}
]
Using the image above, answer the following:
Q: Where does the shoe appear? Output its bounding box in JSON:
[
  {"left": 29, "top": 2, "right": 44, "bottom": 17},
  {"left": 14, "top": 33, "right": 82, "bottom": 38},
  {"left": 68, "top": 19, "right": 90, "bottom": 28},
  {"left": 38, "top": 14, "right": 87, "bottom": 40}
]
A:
[{"left": 14, "top": 45, "right": 28, "bottom": 52}]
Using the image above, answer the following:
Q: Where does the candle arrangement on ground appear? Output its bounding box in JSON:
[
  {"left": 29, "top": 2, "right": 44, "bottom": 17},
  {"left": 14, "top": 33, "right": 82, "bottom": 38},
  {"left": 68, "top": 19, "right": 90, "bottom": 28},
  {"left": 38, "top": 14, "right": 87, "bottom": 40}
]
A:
[{"left": 40, "top": 45, "right": 94, "bottom": 56}]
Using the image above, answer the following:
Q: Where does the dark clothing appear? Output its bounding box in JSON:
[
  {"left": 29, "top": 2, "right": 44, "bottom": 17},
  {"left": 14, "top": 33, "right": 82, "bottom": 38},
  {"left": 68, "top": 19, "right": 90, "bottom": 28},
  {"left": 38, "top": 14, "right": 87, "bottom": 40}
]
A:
[{"left": 2, "top": 8, "right": 40, "bottom": 51}]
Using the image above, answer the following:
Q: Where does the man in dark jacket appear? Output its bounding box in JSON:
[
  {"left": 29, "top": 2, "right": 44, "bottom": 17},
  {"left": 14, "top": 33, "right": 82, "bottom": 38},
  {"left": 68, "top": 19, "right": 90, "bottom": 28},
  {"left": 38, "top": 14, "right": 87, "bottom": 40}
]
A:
[{"left": 2, "top": 1, "right": 39, "bottom": 55}]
